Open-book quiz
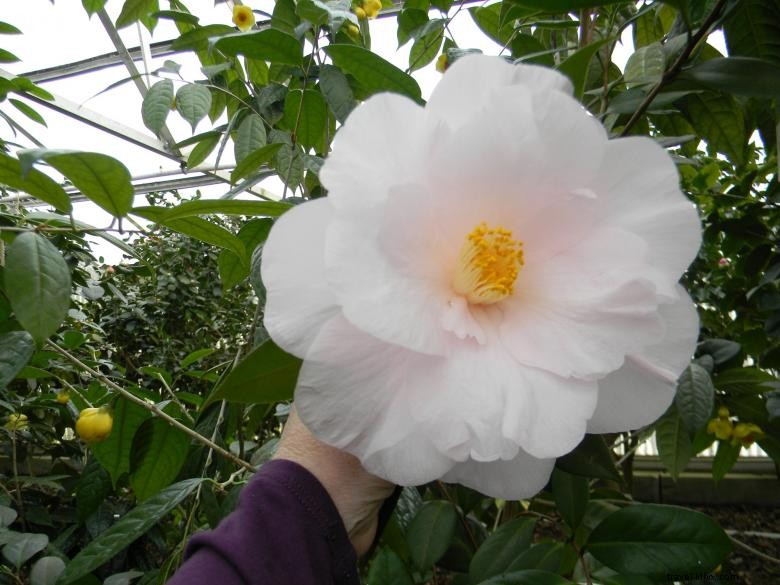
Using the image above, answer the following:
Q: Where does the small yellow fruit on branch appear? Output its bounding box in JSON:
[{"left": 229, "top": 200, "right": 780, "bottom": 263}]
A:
[{"left": 76, "top": 407, "right": 113, "bottom": 443}]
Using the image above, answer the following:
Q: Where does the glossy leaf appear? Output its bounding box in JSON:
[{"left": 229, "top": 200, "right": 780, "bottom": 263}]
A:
[
  {"left": 142, "top": 79, "right": 173, "bottom": 135},
  {"left": 677, "top": 57, "right": 780, "bottom": 98},
  {"left": 655, "top": 404, "right": 693, "bottom": 480},
  {"left": 214, "top": 29, "right": 303, "bottom": 66},
  {"left": 723, "top": 0, "right": 780, "bottom": 65},
  {"left": 30, "top": 556, "right": 66, "bottom": 585},
  {"left": 555, "top": 434, "right": 621, "bottom": 482},
  {"left": 2, "top": 533, "right": 48, "bottom": 568},
  {"left": 130, "top": 419, "right": 191, "bottom": 501},
  {"left": 325, "top": 44, "right": 422, "bottom": 102},
  {"left": 57, "top": 478, "right": 203, "bottom": 585},
  {"left": 506, "top": 542, "right": 568, "bottom": 573},
  {"left": 551, "top": 469, "right": 589, "bottom": 531},
  {"left": 175, "top": 83, "right": 212, "bottom": 132},
  {"left": 406, "top": 500, "right": 458, "bottom": 570},
  {"left": 586, "top": 504, "right": 731, "bottom": 576},
  {"left": 92, "top": 398, "right": 151, "bottom": 487},
  {"left": 318, "top": 64, "right": 356, "bottom": 123},
  {"left": 5, "top": 232, "right": 71, "bottom": 344},
  {"left": 19, "top": 149, "right": 133, "bottom": 217},
  {"left": 76, "top": 458, "right": 113, "bottom": 521},
  {"left": 230, "top": 143, "right": 282, "bottom": 184},
  {"left": 470, "top": 517, "right": 536, "bottom": 581},
  {"left": 0, "top": 153, "right": 71, "bottom": 212},
  {"left": 0, "top": 331, "right": 35, "bottom": 388},
  {"left": 206, "top": 340, "right": 301, "bottom": 406},
  {"left": 675, "top": 363, "right": 715, "bottom": 433},
  {"left": 234, "top": 113, "right": 267, "bottom": 164},
  {"left": 282, "top": 89, "right": 328, "bottom": 151},
  {"left": 367, "top": 547, "right": 414, "bottom": 585},
  {"left": 557, "top": 38, "right": 611, "bottom": 98},
  {"left": 218, "top": 218, "right": 273, "bottom": 289}
]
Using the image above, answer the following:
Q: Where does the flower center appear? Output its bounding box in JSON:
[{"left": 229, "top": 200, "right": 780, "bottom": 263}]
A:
[{"left": 452, "top": 222, "right": 524, "bottom": 305}]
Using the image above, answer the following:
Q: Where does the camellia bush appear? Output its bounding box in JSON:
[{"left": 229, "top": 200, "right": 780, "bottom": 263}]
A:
[{"left": 1, "top": 0, "right": 779, "bottom": 584}]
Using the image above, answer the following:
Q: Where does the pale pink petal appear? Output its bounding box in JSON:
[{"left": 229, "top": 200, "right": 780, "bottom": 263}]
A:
[
  {"left": 587, "top": 289, "right": 699, "bottom": 433},
  {"left": 261, "top": 198, "right": 339, "bottom": 357},
  {"left": 294, "top": 314, "right": 455, "bottom": 484},
  {"left": 427, "top": 54, "right": 572, "bottom": 125},
  {"left": 441, "top": 452, "right": 555, "bottom": 500}
]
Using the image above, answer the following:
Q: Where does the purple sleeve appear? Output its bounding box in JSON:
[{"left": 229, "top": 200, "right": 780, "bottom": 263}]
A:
[{"left": 167, "top": 459, "right": 360, "bottom": 585}]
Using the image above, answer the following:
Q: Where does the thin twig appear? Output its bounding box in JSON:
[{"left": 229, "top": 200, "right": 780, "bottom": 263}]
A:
[
  {"left": 619, "top": 0, "right": 728, "bottom": 137},
  {"left": 48, "top": 343, "right": 256, "bottom": 473},
  {"left": 154, "top": 372, "right": 195, "bottom": 424},
  {"left": 730, "top": 535, "right": 780, "bottom": 565}
]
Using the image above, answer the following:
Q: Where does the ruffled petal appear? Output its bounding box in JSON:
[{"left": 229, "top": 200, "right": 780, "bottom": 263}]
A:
[
  {"left": 441, "top": 452, "right": 555, "bottom": 500},
  {"left": 587, "top": 289, "right": 699, "bottom": 433},
  {"left": 294, "top": 313, "right": 455, "bottom": 484},
  {"left": 261, "top": 198, "right": 340, "bottom": 357},
  {"left": 427, "top": 54, "right": 572, "bottom": 125}
]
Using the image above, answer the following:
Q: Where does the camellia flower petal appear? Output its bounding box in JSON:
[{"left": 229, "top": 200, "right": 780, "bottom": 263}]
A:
[{"left": 261, "top": 54, "right": 702, "bottom": 499}]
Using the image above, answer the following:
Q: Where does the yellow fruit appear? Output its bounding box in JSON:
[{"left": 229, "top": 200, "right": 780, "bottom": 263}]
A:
[
  {"left": 232, "top": 5, "right": 256, "bottom": 32},
  {"left": 4, "top": 413, "right": 28, "bottom": 431},
  {"left": 436, "top": 53, "right": 448, "bottom": 73},
  {"left": 56, "top": 391, "right": 70, "bottom": 404},
  {"left": 76, "top": 407, "right": 113, "bottom": 443}
]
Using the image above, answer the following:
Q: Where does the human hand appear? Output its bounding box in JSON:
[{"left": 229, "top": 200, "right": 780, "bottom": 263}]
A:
[{"left": 273, "top": 407, "right": 395, "bottom": 556}]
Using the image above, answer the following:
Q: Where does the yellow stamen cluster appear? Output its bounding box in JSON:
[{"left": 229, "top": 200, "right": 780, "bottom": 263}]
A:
[
  {"left": 453, "top": 222, "right": 524, "bottom": 305},
  {"left": 232, "top": 5, "right": 256, "bottom": 32},
  {"left": 354, "top": 0, "right": 382, "bottom": 19},
  {"left": 705, "top": 406, "right": 764, "bottom": 448}
]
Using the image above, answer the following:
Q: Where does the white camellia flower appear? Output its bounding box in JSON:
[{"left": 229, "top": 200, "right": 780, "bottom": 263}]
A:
[{"left": 261, "top": 54, "right": 701, "bottom": 499}]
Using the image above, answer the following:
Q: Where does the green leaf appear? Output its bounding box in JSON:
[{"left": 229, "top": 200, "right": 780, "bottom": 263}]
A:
[
  {"left": 586, "top": 504, "right": 731, "bottom": 577},
  {"left": 30, "top": 556, "right": 66, "bottom": 585},
  {"left": 0, "top": 21, "right": 22, "bottom": 34},
  {"left": 152, "top": 199, "right": 290, "bottom": 221},
  {"left": 724, "top": 0, "right": 780, "bottom": 65},
  {"left": 130, "top": 419, "right": 191, "bottom": 501},
  {"left": 282, "top": 89, "right": 328, "bottom": 151},
  {"left": 234, "top": 113, "right": 267, "bottom": 164},
  {"left": 675, "top": 363, "right": 715, "bottom": 433},
  {"left": 181, "top": 349, "right": 216, "bottom": 368},
  {"left": 175, "top": 83, "right": 212, "bottom": 132},
  {"left": 0, "top": 505, "right": 17, "bottom": 527},
  {"left": 92, "top": 398, "right": 151, "bottom": 487},
  {"left": 367, "top": 547, "right": 414, "bottom": 585},
  {"left": 0, "top": 48, "right": 20, "bottom": 63},
  {"left": 319, "top": 64, "right": 356, "bottom": 124},
  {"left": 325, "top": 44, "right": 422, "bottom": 102},
  {"left": 712, "top": 439, "right": 741, "bottom": 483},
  {"left": 698, "top": 339, "right": 741, "bottom": 364},
  {"left": 0, "top": 331, "right": 35, "bottom": 388},
  {"left": 406, "top": 500, "right": 458, "bottom": 570},
  {"left": 142, "top": 79, "right": 173, "bottom": 136},
  {"left": 555, "top": 435, "right": 621, "bottom": 482},
  {"left": 655, "top": 404, "right": 693, "bottom": 480},
  {"left": 509, "top": 0, "right": 633, "bottom": 8},
  {"left": 151, "top": 10, "right": 200, "bottom": 25},
  {"left": 186, "top": 132, "right": 221, "bottom": 168},
  {"left": 214, "top": 29, "right": 303, "bottom": 66},
  {"left": 551, "top": 469, "right": 589, "bottom": 531},
  {"left": 57, "top": 478, "right": 203, "bottom": 585},
  {"left": 476, "top": 570, "right": 573, "bottom": 585},
  {"left": 206, "top": 340, "right": 301, "bottom": 407},
  {"left": 20, "top": 149, "right": 133, "bottom": 217},
  {"left": 557, "top": 38, "right": 611, "bottom": 99},
  {"left": 506, "top": 542, "right": 568, "bottom": 573},
  {"left": 682, "top": 92, "right": 746, "bottom": 165},
  {"left": 218, "top": 218, "right": 273, "bottom": 289},
  {"left": 274, "top": 143, "right": 304, "bottom": 190},
  {"left": 76, "top": 458, "right": 113, "bottom": 521},
  {"left": 5, "top": 233, "right": 71, "bottom": 344},
  {"left": 158, "top": 217, "right": 247, "bottom": 260},
  {"left": 676, "top": 57, "right": 780, "bottom": 98},
  {"left": 231, "top": 143, "right": 283, "bottom": 184},
  {"left": 0, "top": 153, "right": 71, "bottom": 212},
  {"left": 469, "top": 518, "right": 536, "bottom": 581},
  {"left": 624, "top": 42, "right": 666, "bottom": 87},
  {"left": 9, "top": 99, "right": 46, "bottom": 126},
  {"left": 2, "top": 533, "right": 48, "bottom": 568},
  {"left": 398, "top": 9, "right": 428, "bottom": 47},
  {"left": 116, "top": 0, "right": 158, "bottom": 29},
  {"left": 171, "top": 24, "right": 234, "bottom": 51}
]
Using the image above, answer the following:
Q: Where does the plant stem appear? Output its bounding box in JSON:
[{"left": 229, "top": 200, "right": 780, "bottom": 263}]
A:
[
  {"left": 619, "top": 0, "right": 728, "bottom": 137},
  {"left": 730, "top": 535, "right": 780, "bottom": 565},
  {"left": 48, "top": 343, "right": 256, "bottom": 473}
]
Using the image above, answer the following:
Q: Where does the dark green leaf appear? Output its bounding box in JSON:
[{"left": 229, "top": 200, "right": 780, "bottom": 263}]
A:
[
  {"left": 30, "top": 556, "right": 66, "bottom": 585},
  {"left": 325, "top": 44, "right": 422, "bottom": 102},
  {"left": 231, "top": 143, "right": 283, "bottom": 184},
  {"left": 0, "top": 48, "right": 20, "bottom": 63},
  {"left": 142, "top": 79, "right": 173, "bottom": 135},
  {"left": 367, "top": 547, "right": 414, "bottom": 585},
  {"left": 175, "top": 83, "right": 212, "bottom": 131},
  {"left": 698, "top": 339, "right": 741, "bottom": 364},
  {"left": 92, "top": 398, "right": 151, "bottom": 487},
  {"left": 724, "top": 0, "right": 780, "bottom": 65},
  {"left": 506, "top": 542, "right": 568, "bottom": 573},
  {"left": 677, "top": 57, "right": 780, "bottom": 98},
  {"left": 214, "top": 29, "right": 303, "bottom": 66},
  {"left": 675, "top": 363, "right": 715, "bottom": 432},
  {"left": 476, "top": 570, "right": 573, "bottom": 585},
  {"left": 0, "top": 153, "right": 71, "bottom": 212},
  {"left": 186, "top": 132, "right": 221, "bottom": 168},
  {"left": 151, "top": 199, "right": 290, "bottom": 220},
  {"left": 0, "top": 21, "right": 22, "bottom": 34},
  {"left": 551, "top": 469, "right": 589, "bottom": 531},
  {"left": 57, "top": 478, "right": 203, "bottom": 585},
  {"left": 406, "top": 500, "right": 458, "bottom": 570},
  {"left": 130, "top": 419, "right": 191, "bottom": 501},
  {"left": 2, "top": 533, "right": 48, "bottom": 568},
  {"left": 0, "top": 331, "right": 35, "bottom": 388},
  {"left": 9, "top": 99, "right": 46, "bottom": 126},
  {"left": 234, "top": 114, "right": 268, "bottom": 163},
  {"left": 509, "top": 0, "right": 633, "bottom": 8},
  {"left": 156, "top": 216, "right": 247, "bottom": 259},
  {"left": 76, "top": 458, "right": 113, "bottom": 521},
  {"left": 151, "top": 10, "right": 199, "bottom": 25},
  {"left": 682, "top": 92, "right": 746, "bottom": 165},
  {"left": 624, "top": 42, "right": 666, "bottom": 87},
  {"left": 317, "top": 65, "right": 355, "bottom": 126},
  {"left": 171, "top": 24, "right": 234, "bottom": 51},
  {"left": 218, "top": 218, "right": 273, "bottom": 288},
  {"left": 470, "top": 518, "right": 536, "bottom": 581},
  {"left": 557, "top": 38, "right": 612, "bottom": 98},
  {"left": 555, "top": 435, "right": 621, "bottom": 482},
  {"left": 20, "top": 149, "right": 133, "bottom": 217},
  {"left": 655, "top": 404, "right": 693, "bottom": 480},
  {"left": 5, "top": 233, "right": 71, "bottom": 344},
  {"left": 586, "top": 504, "right": 731, "bottom": 576},
  {"left": 712, "top": 439, "right": 741, "bottom": 483},
  {"left": 206, "top": 340, "right": 301, "bottom": 406},
  {"left": 282, "top": 89, "right": 328, "bottom": 150}
]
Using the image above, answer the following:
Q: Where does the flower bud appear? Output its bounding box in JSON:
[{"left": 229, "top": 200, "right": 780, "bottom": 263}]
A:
[
  {"left": 4, "top": 413, "right": 28, "bottom": 431},
  {"left": 76, "top": 407, "right": 113, "bottom": 443},
  {"left": 56, "top": 391, "right": 70, "bottom": 404},
  {"left": 717, "top": 406, "right": 729, "bottom": 419}
]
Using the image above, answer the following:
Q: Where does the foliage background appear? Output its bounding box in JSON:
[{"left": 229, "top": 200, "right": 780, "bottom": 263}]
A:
[{"left": 0, "top": 0, "right": 779, "bottom": 584}]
